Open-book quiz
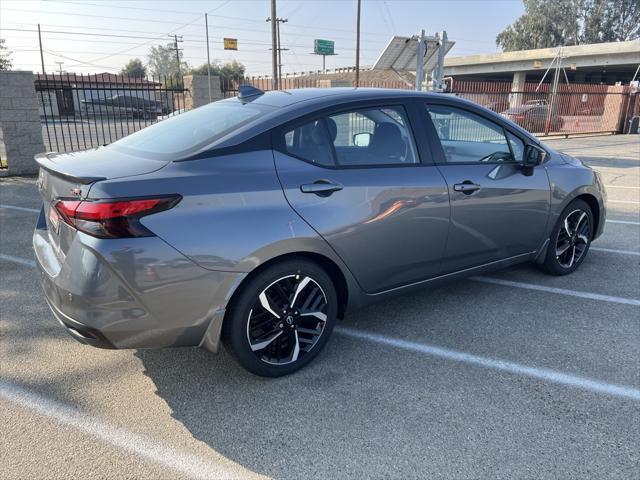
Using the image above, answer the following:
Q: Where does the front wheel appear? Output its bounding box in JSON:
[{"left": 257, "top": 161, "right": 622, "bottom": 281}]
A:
[
  {"left": 540, "top": 199, "right": 593, "bottom": 275},
  {"left": 222, "top": 258, "right": 337, "bottom": 377}
]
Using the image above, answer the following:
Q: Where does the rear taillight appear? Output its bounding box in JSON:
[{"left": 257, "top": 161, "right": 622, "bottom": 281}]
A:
[{"left": 54, "top": 195, "right": 181, "bottom": 238}]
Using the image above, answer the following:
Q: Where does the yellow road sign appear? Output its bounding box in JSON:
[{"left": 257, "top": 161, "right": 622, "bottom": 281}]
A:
[{"left": 224, "top": 38, "right": 238, "bottom": 50}]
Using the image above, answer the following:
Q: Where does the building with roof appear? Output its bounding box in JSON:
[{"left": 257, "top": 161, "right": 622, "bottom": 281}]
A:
[{"left": 443, "top": 40, "right": 640, "bottom": 86}]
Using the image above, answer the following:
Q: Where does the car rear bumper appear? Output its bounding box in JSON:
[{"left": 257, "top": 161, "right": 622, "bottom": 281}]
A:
[{"left": 33, "top": 211, "right": 245, "bottom": 352}]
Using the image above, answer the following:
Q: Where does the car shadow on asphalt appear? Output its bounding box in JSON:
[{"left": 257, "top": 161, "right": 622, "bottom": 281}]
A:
[{"left": 133, "top": 289, "right": 474, "bottom": 480}]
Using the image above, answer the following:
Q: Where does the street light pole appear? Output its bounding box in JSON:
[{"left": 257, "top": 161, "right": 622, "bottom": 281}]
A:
[
  {"left": 37, "top": 23, "right": 46, "bottom": 74},
  {"left": 355, "top": 0, "right": 361, "bottom": 87},
  {"left": 205, "top": 13, "right": 212, "bottom": 102}
]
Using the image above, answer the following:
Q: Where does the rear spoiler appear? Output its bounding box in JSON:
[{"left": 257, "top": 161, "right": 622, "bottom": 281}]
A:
[{"left": 34, "top": 153, "right": 106, "bottom": 185}]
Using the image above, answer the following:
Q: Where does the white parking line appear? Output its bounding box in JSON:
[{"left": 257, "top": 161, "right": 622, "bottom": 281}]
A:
[
  {"left": 0, "top": 204, "right": 40, "bottom": 213},
  {"left": 0, "top": 254, "right": 36, "bottom": 268},
  {"left": 608, "top": 200, "right": 640, "bottom": 205},
  {"left": 605, "top": 185, "right": 640, "bottom": 189},
  {"left": 336, "top": 327, "right": 640, "bottom": 401},
  {"left": 607, "top": 219, "right": 640, "bottom": 225},
  {"left": 0, "top": 381, "right": 245, "bottom": 480},
  {"left": 591, "top": 247, "right": 640, "bottom": 256},
  {"left": 472, "top": 276, "right": 640, "bottom": 306}
]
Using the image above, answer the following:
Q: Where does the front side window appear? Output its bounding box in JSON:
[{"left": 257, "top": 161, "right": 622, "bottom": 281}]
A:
[
  {"left": 328, "top": 106, "right": 418, "bottom": 166},
  {"left": 426, "top": 105, "right": 516, "bottom": 164}
]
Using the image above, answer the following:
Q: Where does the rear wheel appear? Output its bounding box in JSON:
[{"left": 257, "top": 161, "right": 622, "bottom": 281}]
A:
[
  {"left": 540, "top": 199, "right": 593, "bottom": 275},
  {"left": 223, "top": 258, "right": 337, "bottom": 377}
]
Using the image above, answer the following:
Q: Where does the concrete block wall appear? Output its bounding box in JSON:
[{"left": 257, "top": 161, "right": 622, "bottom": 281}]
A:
[
  {"left": 183, "top": 75, "right": 223, "bottom": 110},
  {"left": 0, "top": 71, "right": 45, "bottom": 175}
]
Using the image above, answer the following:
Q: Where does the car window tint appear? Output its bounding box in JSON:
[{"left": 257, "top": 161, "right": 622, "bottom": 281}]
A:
[
  {"left": 506, "top": 131, "right": 525, "bottom": 162},
  {"left": 327, "top": 106, "right": 418, "bottom": 166},
  {"left": 109, "top": 100, "right": 271, "bottom": 160},
  {"left": 426, "top": 105, "right": 515, "bottom": 164},
  {"left": 283, "top": 119, "right": 335, "bottom": 167}
]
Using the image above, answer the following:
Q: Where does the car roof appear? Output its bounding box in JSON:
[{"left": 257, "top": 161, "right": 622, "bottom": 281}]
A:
[
  {"left": 205, "top": 87, "right": 542, "bottom": 154},
  {"left": 239, "top": 87, "right": 442, "bottom": 109}
]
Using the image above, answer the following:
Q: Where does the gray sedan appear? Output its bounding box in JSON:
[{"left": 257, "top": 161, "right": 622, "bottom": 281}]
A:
[{"left": 33, "top": 87, "right": 606, "bottom": 376}]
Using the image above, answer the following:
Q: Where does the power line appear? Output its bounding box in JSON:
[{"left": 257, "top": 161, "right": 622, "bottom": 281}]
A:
[
  {"left": 2, "top": 27, "right": 381, "bottom": 52},
  {"left": 2, "top": 6, "right": 392, "bottom": 39}
]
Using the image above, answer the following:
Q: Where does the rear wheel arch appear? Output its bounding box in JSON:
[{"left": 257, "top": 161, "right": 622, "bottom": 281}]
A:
[{"left": 224, "top": 252, "right": 350, "bottom": 328}]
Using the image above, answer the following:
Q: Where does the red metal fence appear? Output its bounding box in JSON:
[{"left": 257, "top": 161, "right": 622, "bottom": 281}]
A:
[
  {"left": 221, "top": 77, "right": 637, "bottom": 136},
  {"left": 449, "top": 80, "right": 637, "bottom": 136},
  {"left": 221, "top": 76, "right": 411, "bottom": 98}
]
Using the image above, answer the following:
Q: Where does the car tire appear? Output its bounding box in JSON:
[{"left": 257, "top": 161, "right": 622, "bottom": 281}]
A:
[
  {"left": 222, "top": 258, "right": 338, "bottom": 377},
  {"left": 540, "top": 199, "right": 593, "bottom": 276}
]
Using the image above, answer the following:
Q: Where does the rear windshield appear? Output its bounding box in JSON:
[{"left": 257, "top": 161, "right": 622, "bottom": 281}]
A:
[{"left": 108, "top": 100, "right": 273, "bottom": 160}]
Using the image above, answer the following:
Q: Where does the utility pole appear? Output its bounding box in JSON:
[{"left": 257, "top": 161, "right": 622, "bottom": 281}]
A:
[
  {"left": 276, "top": 18, "right": 288, "bottom": 83},
  {"left": 55, "top": 61, "right": 64, "bottom": 75},
  {"left": 267, "top": 14, "right": 287, "bottom": 89},
  {"left": 355, "top": 0, "right": 361, "bottom": 87},
  {"left": 168, "top": 34, "right": 184, "bottom": 77},
  {"left": 205, "top": 13, "right": 212, "bottom": 102},
  {"left": 37, "top": 23, "right": 46, "bottom": 74},
  {"left": 270, "top": 0, "right": 278, "bottom": 90}
]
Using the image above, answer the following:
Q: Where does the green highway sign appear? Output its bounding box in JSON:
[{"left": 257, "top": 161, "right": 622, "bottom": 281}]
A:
[{"left": 314, "top": 39, "right": 335, "bottom": 55}]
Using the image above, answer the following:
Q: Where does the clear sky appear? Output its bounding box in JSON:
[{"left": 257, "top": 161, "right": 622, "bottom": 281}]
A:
[{"left": 0, "top": 0, "right": 525, "bottom": 76}]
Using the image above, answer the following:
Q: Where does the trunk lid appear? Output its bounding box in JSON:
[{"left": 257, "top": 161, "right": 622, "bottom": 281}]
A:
[
  {"left": 35, "top": 148, "right": 169, "bottom": 256},
  {"left": 35, "top": 147, "right": 169, "bottom": 184}
]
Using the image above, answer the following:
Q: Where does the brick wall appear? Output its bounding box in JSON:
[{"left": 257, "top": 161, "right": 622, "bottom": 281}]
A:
[{"left": 0, "top": 71, "right": 45, "bottom": 175}]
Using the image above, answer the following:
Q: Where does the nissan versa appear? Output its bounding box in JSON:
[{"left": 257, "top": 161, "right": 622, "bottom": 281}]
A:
[{"left": 33, "top": 87, "right": 606, "bottom": 376}]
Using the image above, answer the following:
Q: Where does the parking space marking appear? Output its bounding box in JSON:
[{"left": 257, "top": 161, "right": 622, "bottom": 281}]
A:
[
  {"left": 605, "top": 185, "right": 640, "bottom": 189},
  {"left": 336, "top": 327, "right": 640, "bottom": 401},
  {"left": 0, "top": 204, "right": 40, "bottom": 213},
  {"left": 591, "top": 247, "right": 640, "bottom": 256},
  {"left": 0, "top": 381, "right": 243, "bottom": 480},
  {"left": 607, "top": 219, "right": 640, "bottom": 225},
  {"left": 608, "top": 200, "right": 640, "bottom": 205},
  {"left": 0, "top": 254, "right": 36, "bottom": 268},
  {"left": 473, "top": 276, "right": 640, "bottom": 306}
]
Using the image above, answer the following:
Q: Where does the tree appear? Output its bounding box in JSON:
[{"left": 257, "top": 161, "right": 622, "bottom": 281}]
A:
[
  {"left": 582, "top": 0, "right": 640, "bottom": 43},
  {"left": 496, "top": 0, "right": 640, "bottom": 51},
  {"left": 0, "top": 38, "right": 13, "bottom": 70},
  {"left": 189, "top": 60, "right": 245, "bottom": 81},
  {"left": 147, "top": 43, "right": 189, "bottom": 80},
  {"left": 120, "top": 58, "right": 146, "bottom": 78}
]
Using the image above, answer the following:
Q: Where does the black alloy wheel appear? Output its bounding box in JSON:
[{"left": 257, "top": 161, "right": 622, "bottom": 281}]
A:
[
  {"left": 223, "top": 258, "right": 337, "bottom": 377},
  {"left": 541, "top": 198, "right": 593, "bottom": 275}
]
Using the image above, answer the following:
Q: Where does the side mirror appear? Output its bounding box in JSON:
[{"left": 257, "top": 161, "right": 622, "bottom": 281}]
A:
[
  {"left": 353, "top": 132, "right": 372, "bottom": 147},
  {"left": 522, "top": 144, "right": 546, "bottom": 175}
]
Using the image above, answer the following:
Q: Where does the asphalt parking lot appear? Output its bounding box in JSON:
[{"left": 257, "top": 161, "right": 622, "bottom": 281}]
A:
[{"left": 1, "top": 134, "right": 639, "bottom": 479}]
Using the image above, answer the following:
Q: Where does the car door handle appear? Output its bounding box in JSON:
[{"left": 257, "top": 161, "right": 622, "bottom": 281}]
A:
[
  {"left": 300, "top": 181, "right": 343, "bottom": 196},
  {"left": 453, "top": 182, "right": 481, "bottom": 194}
]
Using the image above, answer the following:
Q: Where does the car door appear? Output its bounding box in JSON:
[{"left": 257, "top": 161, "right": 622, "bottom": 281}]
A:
[
  {"left": 422, "top": 102, "right": 551, "bottom": 274},
  {"left": 273, "top": 102, "right": 450, "bottom": 293}
]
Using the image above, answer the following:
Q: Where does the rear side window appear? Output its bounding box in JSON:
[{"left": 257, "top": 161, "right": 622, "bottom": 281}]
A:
[
  {"left": 283, "top": 105, "right": 419, "bottom": 168},
  {"left": 284, "top": 119, "right": 335, "bottom": 167},
  {"left": 426, "top": 105, "right": 516, "bottom": 164},
  {"left": 328, "top": 106, "right": 418, "bottom": 166}
]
